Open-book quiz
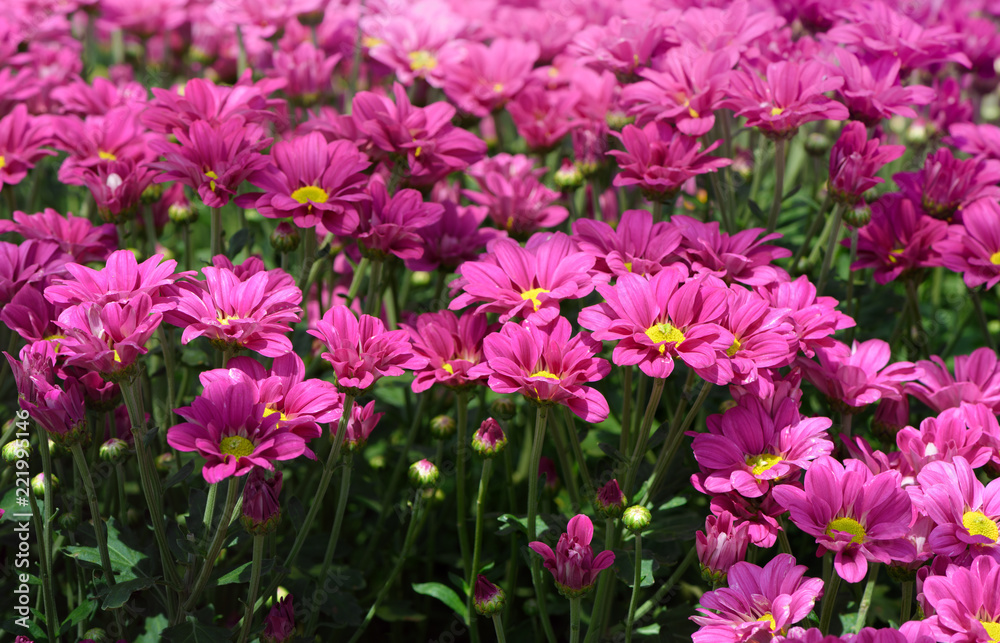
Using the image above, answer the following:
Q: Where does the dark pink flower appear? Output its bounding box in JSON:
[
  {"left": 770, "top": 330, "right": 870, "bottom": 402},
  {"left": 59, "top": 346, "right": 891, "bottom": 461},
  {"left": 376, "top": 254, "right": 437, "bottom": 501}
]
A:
[
  {"left": 402, "top": 310, "right": 490, "bottom": 393},
  {"left": 0, "top": 104, "right": 53, "bottom": 190},
  {"left": 709, "top": 491, "right": 786, "bottom": 549},
  {"left": 80, "top": 159, "right": 157, "bottom": 224},
  {"left": 571, "top": 208, "right": 682, "bottom": 282},
  {"left": 355, "top": 177, "right": 444, "bottom": 261},
  {"left": 923, "top": 556, "right": 1000, "bottom": 643},
  {"left": 269, "top": 41, "right": 341, "bottom": 106},
  {"left": 851, "top": 194, "right": 948, "bottom": 285},
  {"left": 463, "top": 154, "right": 568, "bottom": 236},
  {"left": 56, "top": 294, "right": 163, "bottom": 380},
  {"left": 53, "top": 107, "right": 153, "bottom": 185},
  {"left": 362, "top": 11, "right": 466, "bottom": 89},
  {"left": 505, "top": 83, "right": 580, "bottom": 151},
  {"left": 528, "top": 514, "right": 615, "bottom": 596},
  {"left": 0, "top": 209, "right": 116, "bottom": 264},
  {"left": 696, "top": 510, "right": 751, "bottom": 585},
  {"left": 442, "top": 38, "right": 539, "bottom": 117},
  {"left": 831, "top": 50, "right": 935, "bottom": 128},
  {"left": 568, "top": 15, "right": 675, "bottom": 78},
  {"left": 828, "top": 122, "right": 905, "bottom": 206},
  {"left": 894, "top": 148, "right": 1000, "bottom": 222},
  {"left": 405, "top": 200, "right": 504, "bottom": 273},
  {"left": 673, "top": 215, "right": 791, "bottom": 287},
  {"left": 716, "top": 288, "right": 797, "bottom": 398},
  {"left": 334, "top": 399, "right": 382, "bottom": 451},
  {"left": 469, "top": 317, "right": 610, "bottom": 423},
  {"left": 797, "top": 339, "right": 920, "bottom": 411},
  {"left": 0, "top": 240, "right": 70, "bottom": 306},
  {"left": 16, "top": 374, "right": 87, "bottom": 440},
  {"left": 935, "top": 199, "right": 1000, "bottom": 290},
  {"left": 897, "top": 405, "right": 1000, "bottom": 477},
  {"left": 916, "top": 456, "right": 1000, "bottom": 565},
  {"left": 947, "top": 123, "right": 1000, "bottom": 163},
  {"left": 755, "top": 275, "right": 855, "bottom": 358},
  {"left": 906, "top": 348, "right": 1000, "bottom": 414},
  {"left": 44, "top": 249, "right": 183, "bottom": 310},
  {"left": 241, "top": 468, "right": 282, "bottom": 534},
  {"left": 261, "top": 594, "right": 295, "bottom": 643},
  {"left": 0, "top": 285, "right": 62, "bottom": 343}
]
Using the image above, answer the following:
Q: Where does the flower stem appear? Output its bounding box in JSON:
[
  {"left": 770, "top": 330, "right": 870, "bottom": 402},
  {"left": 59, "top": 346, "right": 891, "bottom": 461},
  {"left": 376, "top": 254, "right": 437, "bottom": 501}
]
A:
[
  {"left": 70, "top": 443, "right": 118, "bottom": 587},
  {"left": 492, "top": 614, "right": 508, "bottom": 643},
  {"left": 365, "top": 258, "right": 384, "bottom": 317},
  {"left": 237, "top": 535, "right": 265, "bottom": 643},
  {"left": 620, "top": 365, "right": 633, "bottom": 455},
  {"left": 181, "top": 477, "right": 239, "bottom": 615},
  {"left": 777, "top": 524, "right": 792, "bottom": 556},
  {"left": 971, "top": 288, "right": 997, "bottom": 352},
  {"left": 634, "top": 546, "right": 697, "bottom": 621},
  {"left": 157, "top": 326, "right": 178, "bottom": 429},
  {"left": 346, "top": 256, "right": 370, "bottom": 304},
  {"left": 845, "top": 228, "right": 860, "bottom": 340},
  {"left": 116, "top": 462, "right": 127, "bottom": 525},
  {"left": 29, "top": 485, "right": 58, "bottom": 643},
  {"left": 455, "top": 391, "right": 473, "bottom": 592},
  {"left": 816, "top": 203, "right": 846, "bottom": 296},
  {"left": 306, "top": 454, "right": 355, "bottom": 637},
  {"left": 584, "top": 518, "right": 617, "bottom": 643},
  {"left": 527, "top": 405, "right": 557, "bottom": 643},
  {"left": 819, "top": 557, "right": 841, "bottom": 635},
  {"left": 791, "top": 195, "right": 831, "bottom": 273},
  {"left": 297, "top": 227, "right": 317, "bottom": 295},
  {"left": 767, "top": 138, "right": 786, "bottom": 233},
  {"left": 625, "top": 531, "right": 643, "bottom": 643},
  {"left": 570, "top": 596, "right": 583, "bottom": 643},
  {"left": 855, "top": 562, "right": 880, "bottom": 633},
  {"left": 467, "top": 458, "right": 494, "bottom": 636},
  {"left": 182, "top": 223, "right": 193, "bottom": 271},
  {"left": 562, "top": 406, "right": 595, "bottom": 504},
  {"left": 624, "top": 378, "right": 665, "bottom": 499},
  {"left": 643, "top": 380, "right": 712, "bottom": 504},
  {"left": 549, "top": 410, "right": 580, "bottom": 509},
  {"left": 900, "top": 579, "right": 913, "bottom": 624},
  {"left": 210, "top": 207, "right": 223, "bottom": 258}
]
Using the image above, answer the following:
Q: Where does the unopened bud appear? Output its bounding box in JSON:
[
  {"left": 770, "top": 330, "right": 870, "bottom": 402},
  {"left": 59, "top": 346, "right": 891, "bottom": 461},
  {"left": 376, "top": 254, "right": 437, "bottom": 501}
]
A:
[
  {"left": 623, "top": 505, "right": 651, "bottom": 533},
  {"left": 472, "top": 418, "right": 507, "bottom": 458},
  {"left": 270, "top": 221, "right": 301, "bottom": 254},
  {"left": 409, "top": 459, "right": 439, "bottom": 488},
  {"left": 99, "top": 438, "right": 129, "bottom": 464},
  {"left": 430, "top": 415, "right": 455, "bottom": 440}
]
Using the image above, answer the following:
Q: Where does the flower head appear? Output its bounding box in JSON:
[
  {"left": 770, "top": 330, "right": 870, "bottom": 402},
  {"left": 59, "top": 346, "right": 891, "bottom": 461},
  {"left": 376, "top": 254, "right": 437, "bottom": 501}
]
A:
[
  {"left": 472, "top": 418, "right": 507, "bottom": 458},
  {"left": 594, "top": 479, "right": 627, "bottom": 519},
  {"left": 935, "top": 199, "right": 1000, "bottom": 290},
  {"left": 851, "top": 194, "right": 948, "bottom": 285},
  {"left": 0, "top": 104, "right": 54, "bottom": 190},
  {"left": 406, "top": 199, "right": 504, "bottom": 273},
  {"left": 442, "top": 38, "right": 539, "bottom": 117},
  {"left": 463, "top": 154, "right": 568, "bottom": 236},
  {"left": 355, "top": 177, "right": 444, "bottom": 261},
  {"left": 241, "top": 468, "right": 282, "bottom": 535},
  {"left": 528, "top": 514, "right": 615, "bottom": 597},
  {"left": 0, "top": 209, "right": 116, "bottom": 264},
  {"left": 906, "top": 348, "right": 1000, "bottom": 414},
  {"left": 261, "top": 594, "right": 295, "bottom": 643},
  {"left": 828, "top": 122, "right": 905, "bottom": 207},
  {"left": 44, "top": 249, "right": 184, "bottom": 310},
  {"left": 894, "top": 148, "right": 1000, "bottom": 222},
  {"left": 673, "top": 215, "right": 791, "bottom": 287},
  {"left": 923, "top": 556, "right": 1000, "bottom": 643},
  {"left": 335, "top": 400, "right": 383, "bottom": 452},
  {"left": 916, "top": 456, "right": 1000, "bottom": 565},
  {"left": 796, "top": 339, "right": 920, "bottom": 412},
  {"left": 696, "top": 511, "right": 751, "bottom": 586},
  {"left": 571, "top": 208, "right": 682, "bottom": 282},
  {"left": 473, "top": 575, "right": 506, "bottom": 617}
]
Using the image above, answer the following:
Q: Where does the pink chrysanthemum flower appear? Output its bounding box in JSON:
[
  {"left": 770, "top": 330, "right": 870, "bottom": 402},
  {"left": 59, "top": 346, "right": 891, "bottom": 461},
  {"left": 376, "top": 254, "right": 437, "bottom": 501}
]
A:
[
  {"left": 673, "top": 215, "right": 791, "bottom": 287},
  {"left": 1, "top": 285, "right": 62, "bottom": 343},
  {"left": 355, "top": 177, "right": 444, "bottom": 261},
  {"left": 334, "top": 399, "right": 383, "bottom": 451},
  {"left": 0, "top": 209, "right": 116, "bottom": 264},
  {"left": 528, "top": 514, "right": 615, "bottom": 597},
  {"left": 405, "top": 200, "right": 504, "bottom": 273},
  {"left": 923, "top": 556, "right": 1000, "bottom": 643},
  {"left": 916, "top": 456, "right": 1000, "bottom": 565},
  {"left": 709, "top": 491, "right": 786, "bottom": 549},
  {"left": 165, "top": 262, "right": 302, "bottom": 358},
  {"left": 723, "top": 59, "right": 848, "bottom": 139},
  {"left": 0, "top": 240, "right": 70, "bottom": 305},
  {"left": 53, "top": 107, "right": 152, "bottom": 185},
  {"left": 463, "top": 154, "right": 568, "bottom": 237},
  {"left": 831, "top": 50, "right": 935, "bottom": 128},
  {"left": 150, "top": 118, "right": 273, "bottom": 209},
  {"left": 0, "top": 104, "right": 53, "bottom": 191},
  {"left": 168, "top": 372, "right": 308, "bottom": 483},
  {"left": 572, "top": 208, "right": 683, "bottom": 282},
  {"left": 50, "top": 75, "right": 147, "bottom": 118},
  {"left": 80, "top": 158, "right": 157, "bottom": 224},
  {"left": 16, "top": 375, "right": 88, "bottom": 442},
  {"left": 828, "top": 122, "right": 905, "bottom": 206},
  {"left": 505, "top": 84, "right": 580, "bottom": 152},
  {"left": 796, "top": 339, "right": 920, "bottom": 412},
  {"left": 608, "top": 121, "right": 731, "bottom": 203},
  {"left": 269, "top": 41, "right": 341, "bottom": 107},
  {"left": 906, "top": 348, "right": 1000, "bottom": 414},
  {"left": 935, "top": 199, "right": 1000, "bottom": 290},
  {"left": 716, "top": 288, "right": 797, "bottom": 398},
  {"left": 442, "top": 38, "right": 539, "bottom": 117},
  {"left": 568, "top": 15, "right": 675, "bottom": 78},
  {"left": 696, "top": 510, "right": 751, "bottom": 585},
  {"left": 894, "top": 148, "right": 1000, "bottom": 222},
  {"left": 238, "top": 132, "right": 370, "bottom": 235},
  {"left": 579, "top": 268, "right": 732, "bottom": 382},
  {"left": 897, "top": 405, "right": 1000, "bottom": 477},
  {"left": 308, "top": 305, "right": 428, "bottom": 394},
  {"left": 469, "top": 317, "right": 610, "bottom": 423},
  {"left": 773, "top": 456, "right": 916, "bottom": 583},
  {"left": 755, "top": 275, "right": 855, "bottom": 358},
  {"left": 851, "top": 194, "right": 948, "bottom": 285},
  {"left": 44, "top": 249, "right": 184, "bottom": 309},
  {"left": 948, "top": 123, "right": 1000, "bottom": 163},
  {"left": 691, "top": 395, "right": 834, "bottom": 498},
  {"left": 449, "top": 234, "right": 595, "bottom": 326},
  {"left": 362, "top": 9, "right": 466, "bottom": 88},
  {"left": 402, "top": 310, "right": 490, "bottom": 393},
  {"left": 691, "top": 553, "right": 823, "bottom": 643}
]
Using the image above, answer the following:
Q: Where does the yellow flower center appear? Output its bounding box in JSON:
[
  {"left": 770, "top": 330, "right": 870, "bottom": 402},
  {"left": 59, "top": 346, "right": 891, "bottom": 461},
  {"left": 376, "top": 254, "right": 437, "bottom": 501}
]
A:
[
  {"left": 727, "top": 337, "right": 742, "bottom": 358},
  {"left": 219, "top": 435, "right": 255, "bottom": 458},
  {"left": 98, "top": 150, "right": 117, "bottom": 161},
  {"left": 963, "top": 510, "right": 999, "bottom": 542},
  {"left": 745, "top": 453, "right": 782, "bottom": 476},
  {"left": 442, "top": 363, "right": 454, "bottom": 374},
  {"left": 262, "top": 407, "right": 288, "bottom": 423},
  {"left": 826, "top": 516, "right": 866, "bottom": 545},
  {"left": 624, "top": 262, "right": 633, "bottom": 273},
  {"left": 112, "top": 349, "right": 122, "bottom": 363},
  {"left": 0, "top": 155, "right": 5, "bottom": 169},
  {"left": 409, "top": 50, "right": 438, "bottom": 72},
  {"left": 493, "top": 83, "right": 504, "bottom": 93},
  {"left": 991, "top": 251, "right": 1000, "bottom": 266},
  {"left": 291, "top": 185, "right": 329, "bottom": 205},
  {"left": 688, "top": 106, "right": 699, "bottom": 118},
  {"left": 888, "top": 248, "right": 905, "bottom": 264},
  {"left": 644, "top": 322, "right": 686, "bottom": 354},
  {"left": 771, "top": 106, "right": 784, "bottom": 116},
  {"left": 547, "top": 67, "right": 559, "bottom": 78},
  {"left": 521, "top": 287, "right": 550, "bottom": 312},
  {"left": 530, "top": 370, "right": 560, "bottom": 380},
  {"left": 757, "top": 613, "right": 777, "bottom": 632},
  {"left": 980, "top": 620, "right": 1000, "bottom": 642},
  {"left": 205, "top": 169, "right": 219, "bottom": 192},
  {"left": 362, "top": 36, "right": 383, "bottom": 48},
  {"left": 414, "top": 146, "right": 422, "bottom": 158},
  {"left": 217, "top": 314, "right": 242, "bottom": 326}
]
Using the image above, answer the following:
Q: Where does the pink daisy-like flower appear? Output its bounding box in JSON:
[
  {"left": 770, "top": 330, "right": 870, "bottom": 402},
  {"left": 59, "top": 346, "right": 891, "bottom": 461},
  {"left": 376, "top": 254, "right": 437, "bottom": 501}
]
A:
[
  {"left": 44, "top": 249, "right": 183, "bottom": 309},
  {"left": 851, "top": 194, "right": 948, "bottom": 285},
  {"left": 405, "top": 200, "right": 504, "bottom": 273},
  {"left": 709, "top": 491, "right": 787, "bottom": 549},
  {"left": 238, "top": 132, "right": 370, "bottom": 235},
  {"left": 334, "top": 399, "right": 383, "bottom": 451},
  {"left": 269, "top": 41, "right": 341, "bottom": 107},
  {"left": 696, "top": 510, "right": 751, "bottom": 585},
  {"left": 691, "top": 395, "right": 834, "bottom": 498},
  {"left": 935, "top": 199, "right": 1000, "bottom": 290},
  {"left": 571, "top": 208, "right": 682, "bottom": 282},
  {"left": 691, "top": 553, "right": 823, "bottom": 643},
  {"left": 0, "top": 240, "right": 70, "bottom": 306},
  {"left": 463, "top": 154, "right": 568, "bottom": 237},
  {"left": 0, "top": 104, "right": 54, "bottom": 191},
  {"left": 362, "top": 9, "right": 466, "bottom": 88},
  {"left": 450, "top": 233, "right": 595, "bottom": 326},
  {"left": 1, "top": 285, "right": 62, "bottom": 343},
  {"left": 773, "top": 456, "right": 916, "bottom": 583},
  {"left": 894, "top": 148, "right": 1000, "bottom": 222},
  {"left": 402, "top": 310, "right": 490, "bottom": 393},
  {"left": 672, "top": 215, "right": 791, "bottom": 287},
  {"left": 308, "top": 305, "right": 428, "bottom": 394},
  {"left": 897, "top": 405, "right": 1000, "bottom": 477},
  {"left": 923, "top": 555, "right": 1000, "bottom": 643},
  {"left": 579, "top": 268, "right": 731, "bottom": 382},
  {"left": 828, "top": 122, "right": 905, "bottom": 207},
  {"left": 528, "top": 514, "right": 615, "bottom": 596},
  {"left": 0, "top": 209, "right": 116, "bottom": 264},
  {"left": 442, "top": 38, "right": 539, "bottom": 117},
  {"left": 916, "top": 456, "right": 1000, "bottom": 565},
  {"left": 831, "top": 50, "right": 935, "bottom": 128},
  {"left": 53, "top": 107, "right": 153, "bottom": 185},
  {"left": 505, "top": 84, "right": 580, "bottom": 152},
  {"left": 716, "top": 287, "right": 797, "bottom": 398},
  {"left": 469, "top": 317, "right": 610, "bottom": 423},
  {"left": 906, "top": 348, "right": 1000, "bottom": 414},
  {"left": 755, "top": 275, "right": 855, "bottom": 358},
  {"left": 164, "top": 262, "right": 302, "bottom": 358},
  {"left": 796, "top": 339, "right": 920, "bottom": 412},
  {"left": 355, "top": 176, "right": 444, "bottom": 261},
  {"left": 168, "top": 372, "right": 308, "bottom": 483},
  {"left": 80, "top": 158, "right": 157, "bottom": 224}
]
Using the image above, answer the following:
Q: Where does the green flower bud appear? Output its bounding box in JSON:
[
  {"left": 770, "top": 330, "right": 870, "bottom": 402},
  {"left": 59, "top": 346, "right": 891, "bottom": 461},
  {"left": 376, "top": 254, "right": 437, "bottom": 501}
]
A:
[
  {"left": 622, "top": 505, "right": 651, "bottom": 533},
  {"left": 429, "top": 415, "right": 456, "bottom": 440},
  {"left": 409, "top": 459, "right": 439, "bottom": 488},
  {"left": 270, "top": 221, "right": 301, "bottom": 253},
  {"left": 3, "top": 439, "right": 30, "bottom": 463},
  {"left": 31, "top": 473, "right": 58, "bottom": 498},
  {"left": 99, "top": 438, "right": 129, "bottom": 464},
  {"left": 168, "top": 202, "right": 198, "bottom": 225},
  {"left": 59, "top": 512, "right": 80, "bottom": 531},
  {"left": 490, "top": 398, "right": 516, "bottom": 422}
]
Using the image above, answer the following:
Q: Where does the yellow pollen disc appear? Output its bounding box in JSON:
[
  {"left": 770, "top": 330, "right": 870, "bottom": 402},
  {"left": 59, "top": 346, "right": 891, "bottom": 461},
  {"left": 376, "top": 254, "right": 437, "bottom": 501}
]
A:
[
  {"left": 219, "top": 435, "right": 255, "bottom": 458},
  {"left": 98, "top": 150, "right": 117, "bottom": 161},
  {"left": 745, "top": 453, "right": 782, "bottom": 476},
  {"left": 963, "top": 510, "right": 1000, "bottom": 542},
  {"left": 442, "top": 363, "right": 454, "bottom": 374},
  {"left": 414, "top": 146, "right": 422, "bottom": 158},
  {"left": 624, "top": 262, "right": 633, "bottom": 273},
  {"left": 205, "top": 169, "right": 219, "bottom": 192},
  {"left": 757, "top": 613, "right": 777, "bottom": 632},
  {"left": 521, "top": 287, "right": 550, "bottom": 312},
  {"left": 645, "top": 322, "right": 686, "bottom": 354},
  {"left": 291, "top": 185, "right": 329, "bottom": 205},
  {"left": 980, "top": 620, "right": 1000, "bottom": 642},
  {"left": 0, "top": 155, "right": 5, "bottom": 169},
  {"left": 991, "top": 251, "right": 1000, "bottom": 266},
  {"left": 505, "top": 216, "right": 514, "bottom": 230},
  {"left": 362, "top": 36, "right": 383, "bottom": 48},
  {"left": 409, "top": 50, "right": 438, "bottom": 72},
  {"left": 888, "top": 248, "right": 904, "bottom": 264},
  {"left": 827, "top": 516, "right": 866, "bottom": 545},
  {"left": 547, "top": 67, "right": 559, "bottom": 78},
  {"left": 262, "top": 407, "right": 289, "bottom": 423},
  {"left": 530, "top": 370, "right": 560, "bottom": 380},
  {"left": 688, "top": 106, "right": 700, "bottom": 118},
  {"left": 493, "top": 83, "right": 504, "bottom": 93},
  {"left": 771, "top": 106, "right": 784, "bottom": 116},
  {"left": 727, "top": 337, "right": 742, "bottom": 358},
  {"left": 112, "top": 349, "right": 122, "bottom": 363},
  {"left": 217, "top": 314, "right": 241, "bottom": 326}
]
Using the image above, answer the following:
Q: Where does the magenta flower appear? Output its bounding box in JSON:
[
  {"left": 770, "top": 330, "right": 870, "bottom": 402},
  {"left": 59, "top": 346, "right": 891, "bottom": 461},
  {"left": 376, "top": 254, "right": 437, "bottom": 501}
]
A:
[
  {"left": 851, "top": 195, "right": 948, "bottom": 285},
  {"left": 505, "top": 84, "right": 580, "bottom": 152},
  {"left": 716, "top": 288, "right": 797, "bottom": 397},
  {"left": 906, "top": 348, "right": 1000, "bottom": 414},
  {"left": 898, "top": 405, "right": 1000, "bottom": 478},
  {"left": 609, "top": 122, "right": 731, "bottom": 203},
  {"left": 894, "top": 148, "right": 1000, "bottom": 221},
  {"left": 755, "top": 276, "right": 855, "bottom": 358},
  {"left": 723, "top": 60, "right": 848, "bottom": 139},
  {"left": 528, "top": 514, "right": 615, "bottom": 597},
  {"left": 169, "top": 371, "right": 308, "bottom": 483},
  {"left": 948, "top": 123, "right": 1000, "bottom": 163},
  {"left": 469, "top": 317, "right": 610, "bottom": 423},
  {"left": 16, "top": 375, "right": 87, "bottom": 441},
  {"left": 405, "top": 200, "right": 504, "bottom": 273},
  {"left": 828, "top": 122, "right": 905, "bottom": 206},
  {"left": 709, "top": 491, "right": 786, "bottom": 549},
  {"left": 402, "top": 310, "right": 489, "bottom": 393},
  {"left": 269, "top": 41, "right": 340, "bottom": 106},
  {"left": 0, "top": 240, "right": 70, "bottom": 306},
  {"left": 673, "top": 215, "right": 791, "bottom": 287},
  {"left": 796, "top": 339, "right": 920, "bottom": 412},
  {"left": 773, "top": 456, "right": 916, "bottom": 583},
  {"left": 569, "top": 16, "right": 673, "bottom": 78},
  {"left": 691, "top": 554, "right": 823, "bottom": 643},
  {"left": 261, "top": 594, "right": 295, "bottom": 643},
  {"left": 238, "top": 132, "right": 370, "bottom": 235},
  {"left": 463, "top": 154, "right": 568, "bottom": 236},
  {"left": 45, "top": 249, "right": 183, "bottom": 309},
  {"left": 691, "top": 395, "right": 833, "bottom": 498},
  {"left": 442, "top": 38, "right": 539, "bottom": 117},
  {"left": 696, "top": 510, "right": 751, "bottom": 585},
  {"left": 916, "top": 456, "right": 1000, "bottom": 565},
  {"left": 308, "top": 305, "right": 427, "bottom": 394},
  {"left": 571, "top": 208, "right": 682, "bottom": 282},
  {"left": 1, "top": 285, "right": 62, "bottom": 344},
  {"left": 80, "top": 158, "right": 157, "bottom": 224},
  {"left": 165, "top": 262, "right": 301, "bottom": 358},
  {"left": 355, "top": 177, "right": 444, "bottom": 261},
  {"left": 923, "top": 556, "right": 1000, "bottom": 643},
  {"left": 0, "top": 104, "right": 53, "bottom": 191},
  {"left": 449, "top": 234, "right": 595, "bottom": 326},
  {"left": 334, "top": 399, "right": 383, "bottom": 451},
  {"left": 579, "top": 268, "right": 731, "bottom": 382},
  {"left": 935, "top": 199, "right": 1000, "bottom": 290},
  {"left": 241, "top": 468, "right": 282, "bottom": 534},
  {"left": 362, "top": 11, "right": 465, "bottom": 88},
  {"left": 831, "top": 50, "right": 936, "bottom": 128},
  {"left": 53, "top": 107, "right": 152, "bottom": 185},
  {"left": 0, "top": 209, "right": 116, "bottom": 265}
]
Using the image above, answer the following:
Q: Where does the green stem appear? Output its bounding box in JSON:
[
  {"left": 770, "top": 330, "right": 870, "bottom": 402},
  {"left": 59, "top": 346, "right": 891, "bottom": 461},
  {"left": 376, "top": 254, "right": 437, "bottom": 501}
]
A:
[
  {"left": 625, "top": 532, "right": 643, "bottom": 643},
  {"left": 777, "top": 527, "right": 792, "bottom": 556},
  {"left": 116, "top": 463, "right": 127, "bottom": 526},
  {"left": 620, "top": 365, "right": 633, "bottom": 456},
  {"left": 644, "top": 381, "right": 712, "bottom": 504},
  {"left": 346, "top": 255, "right": 370, "bottom": 304},
  {"left": 584, "top": 518, "right": 617, "bottom": 643},
  {"left": 634, "top": 546, "right": 697, "bottom": 621},
  {"left": 790, "top": 196, "right": 831, "bottom": 273},
  {"left": 562, "top": 407, "right": 595, "bottom": 505},
  {"left": 210, "top": 207, "right": 223, "bottom": 258},
  {"left": 570, "top": 597, "right": 582, "bottom": 643},
  {"left": 157, "top": 326, "right": 178, "bottom": 429},
  {"left": 528, "top": 405, "right": 557, "bottom": 643},
  {"left": 183, "top": 223, "right": 193, "bottom": 272},
  {"left": 467, "top": 458, "right": 494, "bottom": 639},
  {"left": 365, "top": 258, "right": 384, "bottom": 317},
  {"left": 237, "top": 535, "right": 266, "bottom": 643},
  {"left": 767, "top": 138, "right": 786, "bottom": 233},
  {"left": 36, "top": 429, "right": 56, "bottom": 624},
  {"left": 307, "top": 454, "right": 355, "bottom": 637},
  {"left": 816, "top": 203, "right": 846, "bottom": 296},
  {"left": 819, "top": 558, "right": 841, "bottom": 635},
  {"left": 900, "top": 579, "right": 913, "bottom": 624},
  {"left": 624, "top": 378, "right": 666, "bottom": 499},
  {"left": 492, "top": 614, "right": 508, "bottom": 643},
  {"left": 855, "top": 563, "right": 880, "bottom": 633},
  {"left": 29, "top": 486, "right": 58, "bottom": 643},
  {"left": 652, "top": 200, "right": 663, "bottom": 223},
  {"left": 971, "top": 289, "right": 997, "bottom": 352},
  {"left": 845, "top": 228, "right": 859, "bottom": 341},
  {"left": 549, "top": 410, "right": 580, "bottom": 509},
  {"left": 180, "top": 477, "right": 239, "bottom": 615},
  {"left": 456, "top": 391, "right": 473, "bottom": 590},
  {"left": 201, "top": 482, "right": 219, "bottom": 547},
  {"left": 70, "top": 444, "right": 117, "bottom": 586},
  {"left": 297, "top": 228, "right": 317, "bottom": 295}
]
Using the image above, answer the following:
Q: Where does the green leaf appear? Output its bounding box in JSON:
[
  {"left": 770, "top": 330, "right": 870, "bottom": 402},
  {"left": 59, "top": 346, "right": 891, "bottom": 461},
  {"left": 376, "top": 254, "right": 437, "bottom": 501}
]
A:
[
  {"left": 161, "top": 616, "right": 232, "bottom": 643},
  {"left": 656, "top": 496, "right": 687, "bottom": 512},
  {"left": 496, "top": 513, "right": 549, "bottom": 537},
  {"left": 210, "top": 558, "right": 275, "bottom": 587},
  {"left": 412, "top": 582, "right": 468, "bottom": 621},
  {"left": 64, "top": 519, "right": 148, "bottom": 582},
  {"left": 162, "top": 461, "right": 195, "bottom": 490},
  {"left": 228, "top": 227, "right": 250, "bottom": 256},
  {"left": 597, "top": 442, "right": 628, "bottom": 463},
  {"left": 636, "top": 624, "right": 660, "bottom": 636},
  {"left": 101, "top": 577, "right": 156, "bottom": 609},
  {"left": 135, "top": 614, "right": 169, "bottom": 643},
  {"left": 748, "top": 200, "right": 764, "bottom": 222},
  {"left": 59, "top": 599, "right": 96, "bottom": 634}
]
